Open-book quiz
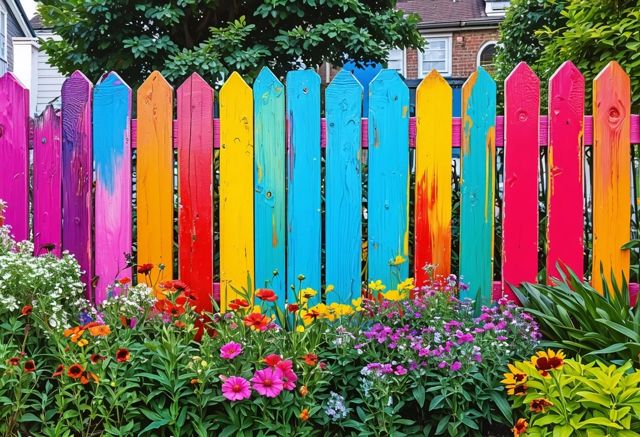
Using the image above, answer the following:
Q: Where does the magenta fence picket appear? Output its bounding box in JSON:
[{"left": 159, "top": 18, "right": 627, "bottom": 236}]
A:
[{"left": 0, "top": 63, "right": 639, "bottom": 308}]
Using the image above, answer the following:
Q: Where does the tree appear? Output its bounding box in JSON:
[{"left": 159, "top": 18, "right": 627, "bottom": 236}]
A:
[{"left": 38, "top": 0, "right": 423, "bottom": 88}]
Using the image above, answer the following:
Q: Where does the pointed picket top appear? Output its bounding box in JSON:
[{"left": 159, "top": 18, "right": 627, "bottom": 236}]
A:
[
  {"left": 370, "top": 68, "right": 407, "bottom": 94},
  {"left": 255, "top": 66, "right": 283, "bottom": 91},
  {"left": 328, "top": 68, "right": 362, "bottom": 92},
  {"left": 417, "top": 69, "right": 450, "bottom": 93},
  {"left": 221, "top": 71, "right": 251, "bottom": 96},
  {"left": 595, "top": 60, "right": 630, "bottom": 86},
  {"left": 505, "top": 62, "right": 539, "bottom": 87},
  {"left": 139, "top": 70, "right": 172, "bottom": 91},
  {"left": 97, "top": 71, "right": 131, "bottom": 91},
  {"left": 462, "top": 66, "right": 495, "bottom": 94},
  {"left": 0, "top": 71, "right": 27, "bottom": 90},
  {"left": 549, "top": 61, "right": 584, "bottom": 88},
  {"left": 177, "top": 72, "right": 212, "bottom": 95},
  {"left": 63, "top": 70, "right": 93, "bottom": 90}
]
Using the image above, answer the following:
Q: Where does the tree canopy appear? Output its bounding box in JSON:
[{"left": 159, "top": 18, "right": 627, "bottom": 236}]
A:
[{"left": 37, "top": 0, "right": 423, "bottom": 88}]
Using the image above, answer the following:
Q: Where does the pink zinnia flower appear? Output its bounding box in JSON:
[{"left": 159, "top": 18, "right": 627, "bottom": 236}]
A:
[
  {"left": 220, "top": 341, "right": 243, "bottom": 360},
  {"left": 221, "top": 376, "right": 251, "bottom": 401},
  {"left": 281, "top": 369, "right": 298, "bottom": 391},
  {"left": 251, "top": 367, "right": 284, "bottom": 398},
  {"left": 275, "top": 359, "right": 293, "bottom": 373}
]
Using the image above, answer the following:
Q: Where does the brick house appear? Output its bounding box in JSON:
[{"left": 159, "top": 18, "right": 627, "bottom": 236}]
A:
[{"left": 390, "top": 0, "right": 507, "bottom": 80}]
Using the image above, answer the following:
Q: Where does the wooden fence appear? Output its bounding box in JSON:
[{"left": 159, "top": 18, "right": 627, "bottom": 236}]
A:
[{"left": 0, "top": 61, "right": 638, "bottom": 312}]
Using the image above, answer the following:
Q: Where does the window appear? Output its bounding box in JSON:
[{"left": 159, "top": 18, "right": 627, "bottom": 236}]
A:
[
  {"left": 0, "top": 4, "right": 7, "bottom": 75},
  {"left": 418, "top": 35, "right": 452, "bottom": 77},
  {"left": 386, "top": 48, "right": 405, "bottom": 75},
  {"left": 477, "top": 41, "right": 497, "bottom": 74}
]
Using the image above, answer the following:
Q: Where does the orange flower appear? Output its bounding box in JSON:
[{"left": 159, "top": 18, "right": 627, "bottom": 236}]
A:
[
  {"left": 175, "top": 320, "right": 186, "bottom": 329},
  {"left": 530, "top": 398, "right": 553, "bottom": 413},
  {"left": 228, "top": 299, "right": 250, "bottom": 311},
  {"left": 256, "top": 289, "right": 277, "bottom": 302},
  {"left": 23, "top": 360, "right": 36, "bottom": 373},
  {"left": 243, "top": 313, "right": 270, "bottom": 331},
  {"left": 303, "top": 353, "right": 318, "bottom": 366},
  {"left": 80, "top": 371, "right": 98, "bottom": 385},
  {"left": 67, "top": 363, "right": 84, "bottom": 379},
  {"left": 88, "top": 324, "right": 111, "bottom": 337},
  {"left": 63, "top": 326, "right": 80, "bottom": 338},
  {"left": 116, "top": 348, "right": 130, "bottom": 363},
  {"left": 137, "top": 263, "right": 154, "bottom": 275},
  {"left": 513, "top": 418, "right": 528, "bottom": 436},
  {"left": 52, "top": 364, "right": 64, "bottom": 377},
  {"left": 90, "top": 354, "right": 105, "bottom": 364},
  {"left": 299, "top": 385, "right": 309, "bottom": 397},
  {"left": 118, "top": 277, "right": 131, "bottom": 285},
  {"left": 299, "top": 408, "right": 310, "bottom": 421},
  {"left": 21, "top": 305, "right": 33, "bottom": 316}
]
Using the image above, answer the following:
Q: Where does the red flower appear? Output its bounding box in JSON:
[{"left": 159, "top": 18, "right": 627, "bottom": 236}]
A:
[
  {"left": 137, "top": 263, "right": 154, "bottom": 275},
  {"left": 303, "top": 353, "right": 318, "bottom": 366},
  {"left": 228, "top": 299, "right": 250, "bottom": 311},
  {"left": 287, "top": 304, "right": 299, "bottom": 313},
  {"left": 21, "top": 305, "right": 33, "bottom": 316},
  {"left": 115, "top": 348, "right": 130, "bottom": 363},
  {"left": 513, "top": 419, "right": 528, "bottom": 437},
  {"left": 171, "top": 280, "right": 189, "bottom": 291},
  {"left": 256, "top": 289, "right": 277, "bottom": 302},
  {"left": 264, "top": 354, "right": 282, "bottom": 367},
  {"left": 90, "top": 354, "right": 105, "bottom": 364},
  {"left": 23, "top": 360, "right": 36, "bottom": 373},
  {"left": 318, "top": 362, "right": 327, "bottom": 370},
  {"left": 118, "top": 277, "right": 131, "bottom": 285},
  {"left": 52, "top": 364, "right": 64, "bottom": 377},
  {"left": 67, "top": 363, "right": 84, "bottom": 379},
  {"left": 175, "top": 320, "right": 186, "bottom": 329},
  {"left": 243, "top": 313, "right": 270, "bottom": 331},
  {"left": 7, "top": 356, "right": 21, "bottom": 366},
  {"left": 194, "top": 315, "right": 217, "bottom": 342}
]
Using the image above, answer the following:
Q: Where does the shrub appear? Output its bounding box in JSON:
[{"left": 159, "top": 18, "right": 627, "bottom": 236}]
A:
[
  {"left": 513, "top": 268, "right": 640, "bottom": 366},
  {"left": 504, "top": 351, "right": 640, "bottom": 436}
]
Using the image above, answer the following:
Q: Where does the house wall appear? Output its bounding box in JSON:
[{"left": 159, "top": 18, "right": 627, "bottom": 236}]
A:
[
  {"left": 4, "top": 0, "right": 24, "bottom": 70},
  {"left": 34, "top": 30, "right": 65, "bottom": 112}
]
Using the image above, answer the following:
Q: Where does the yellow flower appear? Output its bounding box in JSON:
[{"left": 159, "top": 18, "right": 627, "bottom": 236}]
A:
[
  {"left": 329, "top": 303, "right": 354, "bottom": 317},
  {"left": 296, "top": 325, "right": 305, "bottom": 333},
  {"left": 368, "top": 280, "right": 386, "bottom": 292},
  {"left": 531, "top": 349, "right": 565, "bottom": 377},
  {"left": 252, "top": 305, "right": 262, "bottom": 314},
  {"left": 390, "top": 255, "right": 406, "bottom": 266},
  {"left": 310, "top": 303, "right": 335, "bottom": 321},
  {"left": 502, "top": 364, "right": 528, "bottom": 396},
  {"left": 299, "top": 288, "right": 317, "bottom": 304},
  {"left": 382, "top": 289, "right": 407, "bottom": 301},
  {"left": 351, "top": 297, "right": 363, "bottom": 311},
  {"left": 397, "top": 277, "right": 415, "bottom": 292},
  {"left": 77, "top": 339, "right": 89, "bottom": 347},
  {"left": 325, "top": 284, "right": 335, "bottom": 293}
]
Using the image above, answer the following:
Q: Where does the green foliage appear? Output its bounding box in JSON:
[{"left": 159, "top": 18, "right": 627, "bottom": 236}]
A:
[
  {"left": 513, "top": 267, "right": 640, "bottom": 366},
  {"left": 37, "top": 0, "right": 423, "bottom": 88},
  {"left": 506, "top": 356, "right": 640, "bottom": 436}
]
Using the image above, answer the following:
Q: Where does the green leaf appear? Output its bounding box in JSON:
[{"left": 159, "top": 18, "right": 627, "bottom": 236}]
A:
[
  {"left": 412, "top": 385, "right": 426, "bottom": 408},
  {"left": 140, "top": 419, "right": 170, "bottom": 433}
]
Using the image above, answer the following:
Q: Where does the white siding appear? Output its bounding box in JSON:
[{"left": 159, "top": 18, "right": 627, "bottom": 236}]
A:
[{"left": 35, "top": 30, "right": 64, "bottom": 113}]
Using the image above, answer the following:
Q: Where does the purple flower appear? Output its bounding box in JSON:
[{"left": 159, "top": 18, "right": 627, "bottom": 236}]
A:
[
  {"left": 497, "top": 335, "right": 507, "bottom": 341},
  {"left": 220, "top": 341, "right": 243, "bottom": 359},
  {"left": 394, "top": 365, "right": 408, "bottom": 376},
  {"left": 438, "top": 361, "right": 447, "bottom": 369},
  {"left": 455, "top": 330, "right": 475, "bottom": 344},
  {"left": 450, "top": 361, "right": 462, "bottom": 372}
]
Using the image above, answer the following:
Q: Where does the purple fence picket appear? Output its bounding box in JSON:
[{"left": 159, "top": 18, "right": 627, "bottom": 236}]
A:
[
  {"left": 61, "top": 71, "right": 94, "bottom": 298},
  {"left": 33, "top": 105, "right": 62, "bottom": 256},
  {"left": 0, "top": 73, "right": 29, "bottom": 241}
]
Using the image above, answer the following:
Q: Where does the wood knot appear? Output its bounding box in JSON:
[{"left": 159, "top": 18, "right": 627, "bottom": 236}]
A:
[
  {"left": 0, "top": 124, "right": 4, "bottom": 138},
  {"left": 517, "top": 110, "right": 528, "bottom": 122},
  {"left": 608, "top": 106, "right": 620, "bottom": 121}
]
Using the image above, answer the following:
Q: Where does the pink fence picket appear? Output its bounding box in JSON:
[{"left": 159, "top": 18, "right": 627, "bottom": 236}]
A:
[{"left": 33, "top": 105, "right": 62, "bottom": 256}]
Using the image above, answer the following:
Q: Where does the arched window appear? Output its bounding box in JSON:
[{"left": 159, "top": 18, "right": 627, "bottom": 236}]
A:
[{"left": 477, "top": 41, "right": 497, "bottom": 73}]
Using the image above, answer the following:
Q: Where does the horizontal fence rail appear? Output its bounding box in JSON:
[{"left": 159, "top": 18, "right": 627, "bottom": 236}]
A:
[{"left": 0, "top": 61, "right": 638, "bottom": 312}]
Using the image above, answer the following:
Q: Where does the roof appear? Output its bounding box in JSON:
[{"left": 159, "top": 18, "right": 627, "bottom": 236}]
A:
[
  {"left": 29, "top": 14, "right": 44, "bottom": 30},
  {"left": 397, "top": 0, "right": 487, "bottom": 23},
  {"left": 5, "top": 0, "right": 35, "bottom": 37}
]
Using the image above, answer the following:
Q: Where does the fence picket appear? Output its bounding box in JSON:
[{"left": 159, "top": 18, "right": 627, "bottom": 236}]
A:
[
  {"left": 592, "top": 61, "right": 631, "bottom": 293},
  {"left": 62, "top": 71, "right": 94, "bottom": 297},
  {"left": 547, "top": 62, "right": 585, "bottom": 282},
  {"left": 219, "top": 72, "right": 254, "bottom": 311},
  {"left": 502, "top": 62, "right": 540, "bottom": 299},
  {"left": 254, "top": 67, "right": 286, "bottom": 307},
  {"left": 136, "top": 71, "right": 174, "bottom": 284},
  {"left": 0, "top": 73, "right": 29, "bottom": 242},
  {"left": 177, "top": 73, "right": 214, "bottom": 311},
  {"left": 286, "top": 70, "right": 321, "bottom": 304},
  {"left": 33, "top": 105, "right": 62, "bottom": 257},
  {"left": 93, "top": 72, "right": 132, "bottom": 302},
  {"left": 368, "top": 69, "right": 410, "bottom": 290},
  {"left": 459, "top": 67, "right": 496, "bottom": 305},
  {"left": 415, "top": 70, "right": 452, "bottom": 283},
  {"left": 325, "top": 70, "right": 363, "bottom": 304}
]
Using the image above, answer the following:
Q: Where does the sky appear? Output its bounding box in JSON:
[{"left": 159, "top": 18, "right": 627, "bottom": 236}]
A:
[{"left": 21, "top": 0, "right": 37, "bottom": 18}]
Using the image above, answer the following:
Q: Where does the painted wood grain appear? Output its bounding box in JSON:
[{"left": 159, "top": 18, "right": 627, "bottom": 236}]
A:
[
  {"left": 368, "top": 69, "right": 410, "bottom": 290},
  {"left": 547, "top": 61, "right": 585, "bottom": 283},
  {"left": 0, "top": 73, "right": 29, "bottom": 242},
  {"left": 459, "top": 67, "right": 496, "bottom": 305},
  {"left": 415, "top": 70, "right": 452, "bottom": 284},
  {"left": 325, "top": 70, "right": 363, "bottom": 304},
  {"left": 33, "top": 105, "right": 62, "bottom": 256},
  {"left": 592, "top": 61, "right": 630, "bottom": 293},
  {"left": 136, "top": 71, "right": 174, "bottom": 284},
  {"left": 254, "top": 67, "right": 286, "bottom": 307},
  {"left": 177, "top": 73, "right": 214, "bottom": 312},
  {"left": 219, "top": 72, "right": 254, "bottom": 311},
  {"left": 502, "top": 62, "right": 540, "bottom": 300},
  {"left": 93, "top": 72, "right": 132, "bottom": 303},
  {"left": 61, "top": 71, "right": 94, "bottom": 298},
  {"left": 286, "top": 70, "right": 321, "bottom": 304}
]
